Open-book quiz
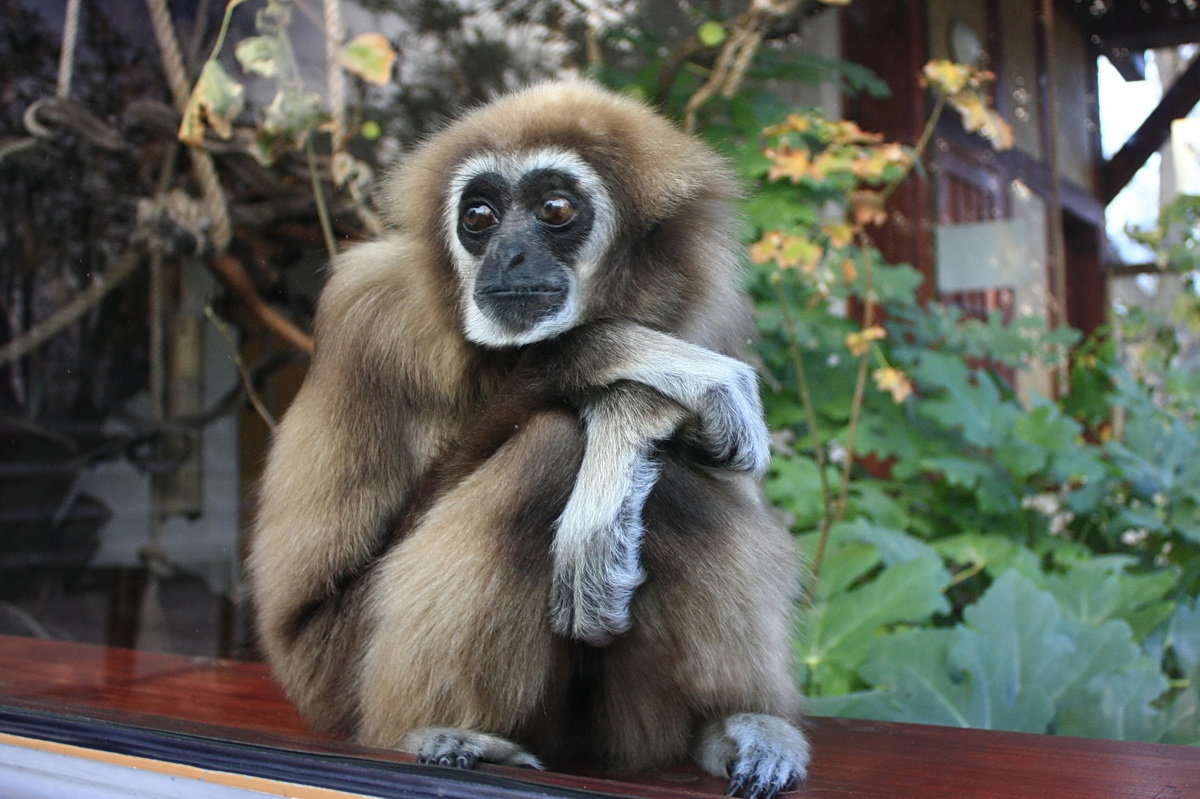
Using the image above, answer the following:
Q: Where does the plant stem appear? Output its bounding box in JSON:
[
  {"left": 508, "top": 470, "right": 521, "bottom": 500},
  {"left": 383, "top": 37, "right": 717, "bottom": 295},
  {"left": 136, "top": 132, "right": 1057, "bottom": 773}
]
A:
[
  {"left": 305, "top": 136, "right": 338, "bottom": 261},
  {"left": 821, "top": 92, "right": 946, "bottom": 526},
  {"left": 774, "top": 272, "right": 834, "bottom": 598},
  {"left": 835, "top": 247, "right": 876, "bottom": 524},
  {"left": 205, "top": 305, "right": 278, "bottom": 429},
  {"left": 878, "top": 92, "right": 946, "bottom": 207},
  {"left": 207, "top": 0, "right": 251, "bottom": 62}
]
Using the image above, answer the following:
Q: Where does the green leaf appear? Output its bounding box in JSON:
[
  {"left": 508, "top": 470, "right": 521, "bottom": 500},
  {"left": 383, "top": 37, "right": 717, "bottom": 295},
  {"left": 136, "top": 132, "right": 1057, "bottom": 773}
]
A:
[
  {"left": 765, "top": 455, "right": 829, "bottom": 529},
  {"left": 262, "top": 85, "right": 326, "bottom": 143},
  {"left": 800, "top": 537, "right": 880, "bottom": 601},
  {"left": 1041, "top": 558, "right": 1177, "bottom": 639},
  {"left": 798, "top": 555, "right": 950, "bottom": 694},
  {"left": 934, "top": 533, "right": 1041, "bottom": 581},
  {"left": 1056, "top": 662, "right": 1171, "bottom": 741},
  {"left": 1147, "top": 598, "right": 1200, "bottom": 681},
  {"left": 235, "top": 34, "right": 282, "bottom": 77},
  {"left": 917, "top": 366, "right": 1013, "bottom": 450},
  {"left": 1013, "top": 404, "right": 1080, "bottom": 455},
  {"left": 832, "top": 518, "right": 939, "bottom": 566},
  {"left": 848, "top": 481, "right": 908, "bottom": 529},
  {"left": 869, "top": 263, "right": 923, "bottom": 304},
  {"left": 807, "top": 629, "right": 971, "bottom": 726},
  {"left": 817, "top": 571, "right": 1171, "bottom": 736},
  {"left": 948, "top": 571, "right": 1079, "bottom": 732},
  {"left": 919, "top": 456, "right": 991, "bottom": 489},
  {"left": 993, "top": 437, "right": 1046, "bottom": 479},
  {"left": 1157, "top": 687, "right": 1200, "bottom": 746}
]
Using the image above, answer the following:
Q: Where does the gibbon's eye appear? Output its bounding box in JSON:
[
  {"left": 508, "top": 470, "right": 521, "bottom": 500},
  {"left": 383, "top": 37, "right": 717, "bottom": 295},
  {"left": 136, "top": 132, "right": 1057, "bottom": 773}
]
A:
[
  {"left": 462, "top": 202, "right": 499, "bottom": 233},
  {"left": 536, "top": 196, "right": 576, "bottom": 227}
]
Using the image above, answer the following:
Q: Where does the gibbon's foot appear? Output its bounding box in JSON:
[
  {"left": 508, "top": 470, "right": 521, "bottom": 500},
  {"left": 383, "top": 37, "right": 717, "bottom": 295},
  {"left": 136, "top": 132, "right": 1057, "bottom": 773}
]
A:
[
  {"left": 404, "top": 728, "right": 545, "bottom": 770},
  {"left": 695, "top": 713, "right": 810, "bottom": 799}
]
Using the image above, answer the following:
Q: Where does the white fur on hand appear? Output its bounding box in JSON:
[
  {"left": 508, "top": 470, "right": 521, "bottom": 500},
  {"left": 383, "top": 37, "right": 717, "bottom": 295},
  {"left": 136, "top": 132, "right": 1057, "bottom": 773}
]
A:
[{"left": 551, "top": 387, "right": 682, "bottom": 646}]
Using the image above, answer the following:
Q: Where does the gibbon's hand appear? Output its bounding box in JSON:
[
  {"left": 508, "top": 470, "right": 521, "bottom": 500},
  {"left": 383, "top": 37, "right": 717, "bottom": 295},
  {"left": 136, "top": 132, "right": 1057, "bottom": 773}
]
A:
[
  {"left": 683, "top": 355, "right": 772, "bottom": 475},
  {"left": 539, "top": 321, "right": 773, "bottom": 477},
  {"left": 591, "top": 323, "right": 771, "bottom": 476},
  {"left": 550, "top": 383, "right": 683, "bottom": 645}
]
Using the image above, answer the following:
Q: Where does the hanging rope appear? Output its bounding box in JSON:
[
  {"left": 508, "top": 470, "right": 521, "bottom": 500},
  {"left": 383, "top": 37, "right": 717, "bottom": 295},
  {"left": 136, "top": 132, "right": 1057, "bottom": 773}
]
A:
[
  {"left": 324, "top": 0, "right": 347, "bottom": 161},
  {"left": 144, "top": 0, "right": 233, "bottom": 251},
  {"left": 55, "top": 0, "right": 82, "bottom": 98},
  {"left": 0, "top": 248, "right": 144, "bottom": 366},
  {"left": 3, "top": 0, "right": 83, "bottom": 162},
  {"left": 0, "top": 190, "right": 214, "bottom": 366}
]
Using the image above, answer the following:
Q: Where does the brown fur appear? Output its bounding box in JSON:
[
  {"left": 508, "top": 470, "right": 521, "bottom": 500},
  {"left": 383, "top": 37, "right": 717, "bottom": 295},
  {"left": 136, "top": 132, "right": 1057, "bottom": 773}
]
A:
[{"left": 250, "top": 80, "right": 803, "bottom": 774}]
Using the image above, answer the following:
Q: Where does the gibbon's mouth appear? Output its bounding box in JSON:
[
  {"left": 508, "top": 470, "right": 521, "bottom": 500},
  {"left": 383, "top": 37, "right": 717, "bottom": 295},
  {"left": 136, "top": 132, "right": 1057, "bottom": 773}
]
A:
[
  {"left": 477, "top": 287, "right": 566, "bottom": 297},
  {"left": 474, "top": 285, "right": 570, "bottom": 332}
]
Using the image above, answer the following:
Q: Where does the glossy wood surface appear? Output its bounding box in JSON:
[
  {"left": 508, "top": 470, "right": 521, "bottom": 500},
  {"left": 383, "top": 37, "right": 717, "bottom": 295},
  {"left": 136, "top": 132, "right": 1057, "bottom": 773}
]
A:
[{"left": 1, "top": 635, "right": 1198, "bottom": 798}]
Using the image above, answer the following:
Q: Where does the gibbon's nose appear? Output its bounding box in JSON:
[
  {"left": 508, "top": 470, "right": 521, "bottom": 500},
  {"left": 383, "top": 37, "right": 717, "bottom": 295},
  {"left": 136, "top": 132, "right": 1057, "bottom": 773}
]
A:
[{"left": 497, "top": 244, "right": 525, "bottom": 273}]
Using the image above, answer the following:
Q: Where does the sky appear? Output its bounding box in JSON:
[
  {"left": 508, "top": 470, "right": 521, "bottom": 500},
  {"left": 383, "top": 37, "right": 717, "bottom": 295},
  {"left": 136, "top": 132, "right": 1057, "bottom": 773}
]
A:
[{"left": 1098, "top": 45, "right": 1200, "bottom": 265}]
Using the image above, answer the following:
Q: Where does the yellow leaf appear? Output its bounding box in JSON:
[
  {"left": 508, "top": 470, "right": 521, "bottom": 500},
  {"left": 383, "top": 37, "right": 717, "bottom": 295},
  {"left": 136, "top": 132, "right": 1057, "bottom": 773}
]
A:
[
  {"left": 824, "top": 223, "right": 854, "bottom": 248},
  {"left": 873, "top": 367, "right": 914, "bottom": 404},
  {"left": 978, "top": 108, "right": 1015, "bottom": 150},
  {"left": 850, "top": 190, "right": 887, "bottom": 228},
  {"left": 846, "top": 325, "right": 886, "bottom": 356},
  {"left": 922, "top": 59, "right": 972, "bottom": 95},
  {"left": 750, "top": 231, "right": 822, "bottom": 271},
  {"left": 781, "top": 235, "right": 824, "bottom": 272},
  {"left": 841, "top": 257, "right": 858, "bottom": 283},
  {"left": 750, "top": 231, "right": 785, "bottom": 264},
  {"left": 761, "top": 113, "right": 812, "bottom": 138},
  {"left": 178, "top": 60, "right": 245, "bottom": 145},
  {"left": 811, "top": 150, "right": 857, "bottom": 180},
  {"left": 340, "top": 33, "right": 396, "bottom": 86},
  {"left": 833, "top": 119, "right": 882, "bottom": 145},
  {"left": 765, "top": 144, "right": 812, "bottom": 183},
  {"left": 949, "top": 90, "right": 1015, "bottom": 151}
]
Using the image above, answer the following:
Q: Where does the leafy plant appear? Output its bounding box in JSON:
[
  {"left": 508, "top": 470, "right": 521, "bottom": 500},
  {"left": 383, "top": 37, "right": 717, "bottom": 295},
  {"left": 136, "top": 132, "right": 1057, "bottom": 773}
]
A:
[{"left": 647, "top": 42, "right": 1200, "bottom": 743}]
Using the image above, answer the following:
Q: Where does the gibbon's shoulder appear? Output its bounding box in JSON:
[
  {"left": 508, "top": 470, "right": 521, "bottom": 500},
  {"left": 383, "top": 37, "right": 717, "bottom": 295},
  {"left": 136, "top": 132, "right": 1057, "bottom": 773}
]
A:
[{"left": 310, "top": 237, "right": 465, "bottom": 372}]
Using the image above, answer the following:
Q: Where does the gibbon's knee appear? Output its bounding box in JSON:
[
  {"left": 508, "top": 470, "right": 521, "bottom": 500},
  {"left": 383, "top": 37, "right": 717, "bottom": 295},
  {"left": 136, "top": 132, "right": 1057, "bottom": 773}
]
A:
[
  {"left": 355, "top": 409, "right": 583, "bottom": 747},
  {"left": 639, "top": 463, "right": 804, "bottom": 716}
]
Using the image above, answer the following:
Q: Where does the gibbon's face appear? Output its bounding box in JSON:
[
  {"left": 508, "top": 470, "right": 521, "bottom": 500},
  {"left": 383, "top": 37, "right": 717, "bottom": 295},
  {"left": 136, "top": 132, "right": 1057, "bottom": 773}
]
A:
[{"left": 445, "top": 148, "right": 615, "bottom": 347}]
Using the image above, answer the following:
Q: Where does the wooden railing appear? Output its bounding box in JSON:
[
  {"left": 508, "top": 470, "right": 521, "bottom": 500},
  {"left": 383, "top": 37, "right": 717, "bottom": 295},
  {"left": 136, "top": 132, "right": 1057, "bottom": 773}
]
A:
[{"left": 1, "top": 635, "right": 1197, "bottom": 798}]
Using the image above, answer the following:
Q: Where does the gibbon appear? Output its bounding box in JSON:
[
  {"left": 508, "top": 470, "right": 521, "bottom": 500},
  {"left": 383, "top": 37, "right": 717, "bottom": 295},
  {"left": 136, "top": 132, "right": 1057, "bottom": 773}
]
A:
[{"left": 250, "top": 80, "right": 810, "bottom": 799}]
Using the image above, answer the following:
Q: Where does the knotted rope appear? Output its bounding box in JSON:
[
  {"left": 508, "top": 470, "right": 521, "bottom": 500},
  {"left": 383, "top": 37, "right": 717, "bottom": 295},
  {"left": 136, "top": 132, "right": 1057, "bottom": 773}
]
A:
[{"left": 144, "top": 0, "right": 233, "bottom": 251}]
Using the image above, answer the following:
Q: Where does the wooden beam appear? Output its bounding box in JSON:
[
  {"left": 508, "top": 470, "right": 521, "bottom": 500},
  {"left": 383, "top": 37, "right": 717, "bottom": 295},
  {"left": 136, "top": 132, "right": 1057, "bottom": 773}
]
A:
[
  {"left": 1099, "top": 24, "right": 1200, "bottom": 53},
  {"left": 1104, "top": 49, "right": 1147, "bottom": 82},
  {"left": 1101, "top": 54, "right": 1200, "bottom": 204}
]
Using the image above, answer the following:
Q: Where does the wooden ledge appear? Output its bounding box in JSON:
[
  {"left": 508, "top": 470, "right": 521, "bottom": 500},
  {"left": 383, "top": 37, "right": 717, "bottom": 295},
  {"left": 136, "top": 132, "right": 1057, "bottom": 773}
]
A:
[{"left": 1, "top": 635, "right": 1197, "bottom": 798}]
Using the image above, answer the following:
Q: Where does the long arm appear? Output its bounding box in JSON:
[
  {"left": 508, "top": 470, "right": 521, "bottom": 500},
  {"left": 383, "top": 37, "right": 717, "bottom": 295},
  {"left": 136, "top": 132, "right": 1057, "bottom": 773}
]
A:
[
  {"left": 523, "top": 321, "right": 772, "bottom": 645},
  {"left": 527, "top": 320, "right": 771, "bottom": 474}
]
